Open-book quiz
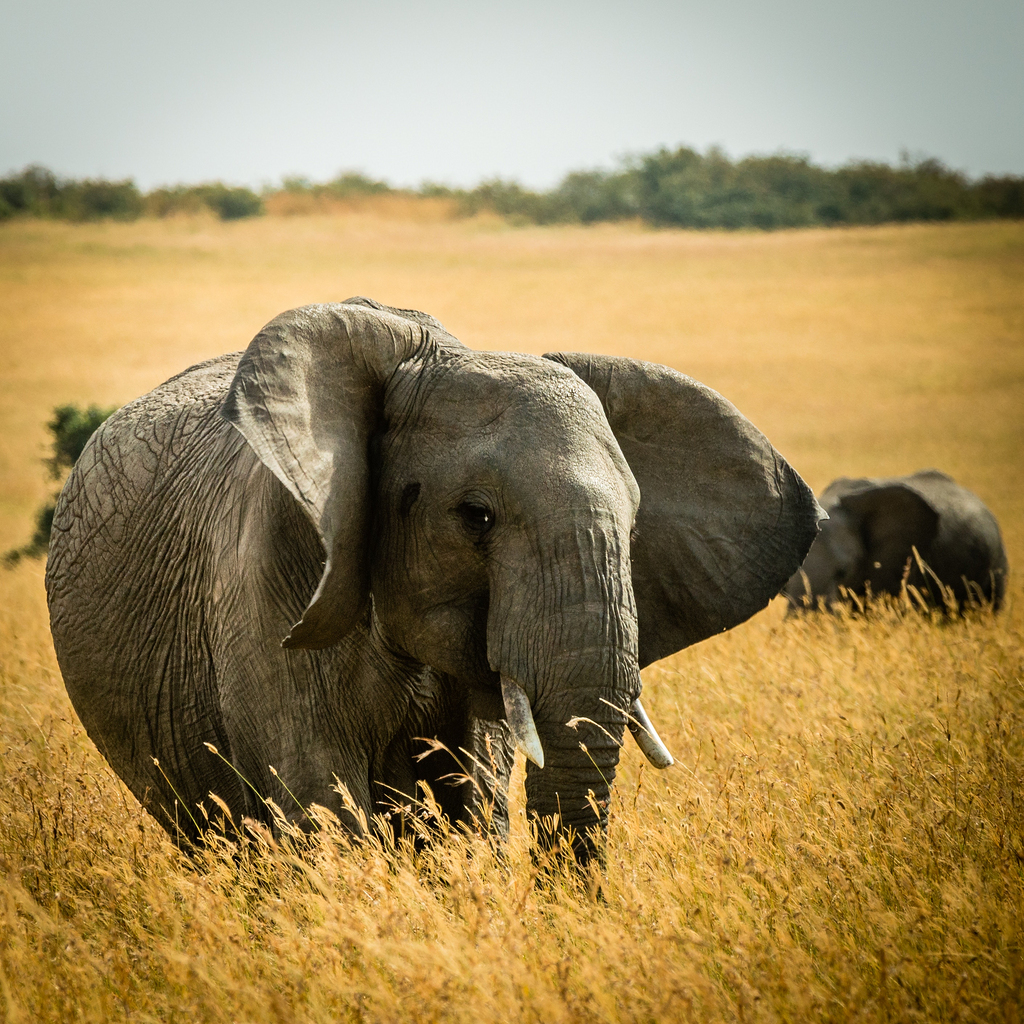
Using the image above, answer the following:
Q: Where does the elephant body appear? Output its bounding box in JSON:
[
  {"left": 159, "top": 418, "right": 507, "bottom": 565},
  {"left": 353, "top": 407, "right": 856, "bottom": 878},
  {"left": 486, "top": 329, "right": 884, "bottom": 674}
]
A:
[
  {"left": 783, "top": 469, "right": 1007, "bottom": 612},
  {"left": 47, "top": 299, "right": 820, "bottom": 860}
]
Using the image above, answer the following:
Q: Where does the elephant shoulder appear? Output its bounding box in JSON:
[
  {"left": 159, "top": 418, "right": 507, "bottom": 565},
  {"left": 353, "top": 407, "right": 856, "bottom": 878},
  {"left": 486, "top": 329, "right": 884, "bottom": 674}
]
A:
[
  {"left": 901, "top": 469, "right": 989, "bottom": 525},
  {"left": 87, "top": 352, "right": 243, "bottom": 466},
  {"left": 905, "top": 471, "right": 1007, "bottom": 565},
  {"left": 159, "top": 351, "right": 244, "bottom": 394},
  {"left": 905, "top": 468, "right": 956, "bottom": 489},
  {"left": 48, "top": 353, "right": 249, "bottom": 577},
  {"left": 122, "top": 352, "right": 244, "bottom": 428}
]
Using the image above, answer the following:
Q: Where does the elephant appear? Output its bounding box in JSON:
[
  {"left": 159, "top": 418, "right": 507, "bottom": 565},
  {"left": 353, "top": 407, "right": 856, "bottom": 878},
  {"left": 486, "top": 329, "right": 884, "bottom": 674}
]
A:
[
  {"left": 46, "top": 298, "right": 821, "bottom": 864},
  {"left": 782, "top": 469, "right": 1008, "bottom": 613}
]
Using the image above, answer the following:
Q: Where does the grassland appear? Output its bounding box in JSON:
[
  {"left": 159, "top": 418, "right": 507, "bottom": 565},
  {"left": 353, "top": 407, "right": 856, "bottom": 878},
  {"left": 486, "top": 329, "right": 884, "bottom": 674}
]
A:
[{"left": 0, "top": 214, "right": 1022, "bottom": 1022}]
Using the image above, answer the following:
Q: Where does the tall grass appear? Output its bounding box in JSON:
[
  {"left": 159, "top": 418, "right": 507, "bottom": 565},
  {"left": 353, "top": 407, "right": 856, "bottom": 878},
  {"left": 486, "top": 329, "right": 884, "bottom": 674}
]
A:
[
  {"left": 1, "top": 570, "right": 1021, "bottom": 1021},
  {"left": 0, "top": 214, "right": 1021, "bottom": 1020}
]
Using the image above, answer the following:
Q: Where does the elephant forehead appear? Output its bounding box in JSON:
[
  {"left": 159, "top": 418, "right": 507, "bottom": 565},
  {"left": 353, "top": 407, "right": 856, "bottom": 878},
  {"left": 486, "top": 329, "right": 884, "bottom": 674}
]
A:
[
  {"left": 421, "top": 351, "right": 610, "bottom": 436},
  {"left": 386, "top": 352, "right": 638, "bottom": 509}
]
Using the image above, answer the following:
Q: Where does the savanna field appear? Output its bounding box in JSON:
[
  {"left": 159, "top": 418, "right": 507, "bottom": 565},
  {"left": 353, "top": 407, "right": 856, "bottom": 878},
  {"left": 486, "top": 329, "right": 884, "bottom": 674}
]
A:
[{"left": 1, "top": 208, "right": 1022, "bottom": 1022}]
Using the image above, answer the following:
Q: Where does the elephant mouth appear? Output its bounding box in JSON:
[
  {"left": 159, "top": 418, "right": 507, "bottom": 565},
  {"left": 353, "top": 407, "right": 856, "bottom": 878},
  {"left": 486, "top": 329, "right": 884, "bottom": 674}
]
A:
[{"left": 499, "top": 673, "right": 673, "bottom": 771}]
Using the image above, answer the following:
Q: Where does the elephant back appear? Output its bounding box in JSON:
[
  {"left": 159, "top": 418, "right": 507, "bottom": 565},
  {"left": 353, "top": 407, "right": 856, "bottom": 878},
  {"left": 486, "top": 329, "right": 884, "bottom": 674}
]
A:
[{"left": 901, "top": 470, "right": 1008, "bottom": 608}]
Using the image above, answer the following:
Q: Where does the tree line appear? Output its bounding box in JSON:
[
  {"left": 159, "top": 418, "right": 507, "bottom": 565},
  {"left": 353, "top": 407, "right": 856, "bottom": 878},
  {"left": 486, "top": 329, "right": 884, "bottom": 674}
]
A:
[
  {"left": 0, "top": 166, "right": 263, "bottom": 222},
  {"left": 3, "top": 147, "right": 1022, "bottom": 229}
]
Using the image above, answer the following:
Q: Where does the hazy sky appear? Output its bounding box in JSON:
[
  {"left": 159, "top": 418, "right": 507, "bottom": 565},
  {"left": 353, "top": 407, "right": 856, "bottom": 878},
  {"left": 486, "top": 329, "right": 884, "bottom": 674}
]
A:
[{"left": 3, "top": 0, "right": 1022, "bottom": 189}]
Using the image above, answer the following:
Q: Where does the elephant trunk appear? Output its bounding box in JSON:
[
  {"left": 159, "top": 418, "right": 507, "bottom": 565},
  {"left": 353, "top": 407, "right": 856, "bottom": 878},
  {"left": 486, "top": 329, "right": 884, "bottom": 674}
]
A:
[
  {"left": 524, "top": 680, "right": 633, "bottom": 866},
  {"left": 488, "top": 515, "right": 647, "bottom": 864},
  {"left": 515, "top": 649, "right": 639, "bottom": 866}
]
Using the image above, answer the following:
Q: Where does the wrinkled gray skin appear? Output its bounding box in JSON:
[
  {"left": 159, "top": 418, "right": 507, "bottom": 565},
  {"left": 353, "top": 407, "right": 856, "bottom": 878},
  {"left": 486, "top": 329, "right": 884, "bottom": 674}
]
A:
[
  {"left": 783, "top": 470, "right": 1008, "bottom": 613},
  {"left": 47, "top": 299, "right": 820, "bottom": 864}
]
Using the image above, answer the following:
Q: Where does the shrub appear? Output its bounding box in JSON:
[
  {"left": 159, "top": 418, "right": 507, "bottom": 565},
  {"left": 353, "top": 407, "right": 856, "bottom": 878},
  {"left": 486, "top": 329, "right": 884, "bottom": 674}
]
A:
[
  {"left": 322, "top": 172, "right": 392, "bottom": 198},
  {"left": 974, "top": 175, "right": 1024, "bottom": 218},
  {"left": 43, "top": 405, "right": 115, "bottom": 480},
  {"left": 0, "top": 166, "right": 62, "bottom": 219},
  {"left": 0, "top": 168, "right": 142, "bottom": 222},
  {"left": 143, "top": 183, "right": 263, "bottom": 220},
  {"left": 427, "top": 148, "right": 1024, "bottom": 231},
  {"left": 144, "top": 185, "right": 209, "bottom": 218},
  {"left": 0, "top": 168, "right": 263, "bottom": 222},
  {"left": 197, "top": 184, "right": 263, "bottom": 220},
  {"left": 551, "top": 169, "right": 639, "bottom": 223},
  {"left": 4, "top": 404, "right": 116, "bottom": 566},
  {"left": 57, "top": 178, "right": 144, "bottom": 221},
  {"left": 2, "top": 152, "right": 1022, "bottom": 230}
]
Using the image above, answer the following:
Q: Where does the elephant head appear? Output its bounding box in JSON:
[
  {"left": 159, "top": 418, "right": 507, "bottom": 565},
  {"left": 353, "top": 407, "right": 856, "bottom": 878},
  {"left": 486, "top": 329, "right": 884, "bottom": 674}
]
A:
[
  {"left": 783, "top": 471, "right": 1007, "bottom": 612},
  {"left": 783, "top": 477, "right": 942, "bottom": 609},
  {"left": 224, "top": 299, "right": 820, "bottom": 862}
]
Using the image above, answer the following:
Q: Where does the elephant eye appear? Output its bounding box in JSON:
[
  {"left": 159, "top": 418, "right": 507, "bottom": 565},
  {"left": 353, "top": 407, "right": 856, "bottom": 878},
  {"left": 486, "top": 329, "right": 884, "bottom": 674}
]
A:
[{"left": 456, "top": 501, "right": 495, "bottom": 537}]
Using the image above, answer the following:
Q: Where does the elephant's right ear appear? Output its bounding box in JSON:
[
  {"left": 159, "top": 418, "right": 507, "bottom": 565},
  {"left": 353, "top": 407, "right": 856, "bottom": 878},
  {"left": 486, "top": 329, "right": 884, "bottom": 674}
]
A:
[
  {"left": 545, "top": 353, "right": 823, "bottom": 666},
  {"left": 837, "top": 483, "right": 940, "bottom": 581},
  {"left": 223, "top": 301, "right": 459, "bottom": 649}
]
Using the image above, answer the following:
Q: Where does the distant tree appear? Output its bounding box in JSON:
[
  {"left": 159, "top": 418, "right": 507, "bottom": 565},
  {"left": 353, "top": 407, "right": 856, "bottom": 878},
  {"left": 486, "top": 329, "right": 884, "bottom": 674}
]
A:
[
  {"left": 552, "top": 169, "right": 639, "bottom": 223},
  {"left": 972, "top": 175, "right": 1024, "bottom": 218},
  {"left": 0, "top": 166, "right": 62, "bottom": 219},
  {"left": 143, "top": 185, "right": 209, "bottom": 217}
]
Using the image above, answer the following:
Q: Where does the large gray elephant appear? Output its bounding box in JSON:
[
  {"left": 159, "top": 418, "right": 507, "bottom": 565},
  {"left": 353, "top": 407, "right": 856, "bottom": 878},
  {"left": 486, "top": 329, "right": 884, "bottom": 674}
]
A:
[
  {"left": 46, "top": 298, "right": 820, "bottom": 864},
  {"left": 783, "top": 470, "right": 1007, "bottom": 613}
]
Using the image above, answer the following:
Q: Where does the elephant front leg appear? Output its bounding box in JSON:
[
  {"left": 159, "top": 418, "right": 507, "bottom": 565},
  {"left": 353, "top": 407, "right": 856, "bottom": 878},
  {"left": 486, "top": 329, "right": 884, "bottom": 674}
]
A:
[
  {"left": 373, "top": 679, "right": 514, "bottom": 843},
  {"left": 427, "top": 683, "right": 514, "bottom": 838},
  {"left": 379, "top": 682, "right": 511, "bottom": 839}
]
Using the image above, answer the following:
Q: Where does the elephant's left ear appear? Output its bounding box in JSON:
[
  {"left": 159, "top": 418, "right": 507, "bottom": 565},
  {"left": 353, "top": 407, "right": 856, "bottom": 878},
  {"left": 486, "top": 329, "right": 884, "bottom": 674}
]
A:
[{"left": 545, "top": 353, "right": 823, "bottom": 666}]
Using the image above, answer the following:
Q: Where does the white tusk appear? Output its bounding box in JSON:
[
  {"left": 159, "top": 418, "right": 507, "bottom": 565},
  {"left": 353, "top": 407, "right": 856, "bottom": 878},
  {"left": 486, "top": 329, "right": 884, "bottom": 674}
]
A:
[
  {"left": 500, "top": 675, "right": 545, "bottom": 769},
  {"left": 628, "top": 698, "right": 674, "bottom": 769}
]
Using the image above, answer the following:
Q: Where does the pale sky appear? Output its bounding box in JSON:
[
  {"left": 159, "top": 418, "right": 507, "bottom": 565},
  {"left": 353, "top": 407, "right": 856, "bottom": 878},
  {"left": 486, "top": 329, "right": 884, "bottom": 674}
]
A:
[{"left": 2, "top": 0, "right": 1022, "bottom": 190}]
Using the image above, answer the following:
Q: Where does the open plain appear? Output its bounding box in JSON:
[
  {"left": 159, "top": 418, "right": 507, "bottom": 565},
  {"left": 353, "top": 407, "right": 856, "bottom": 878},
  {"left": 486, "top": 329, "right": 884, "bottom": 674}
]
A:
[{"left": 1, "top": 212, "right": 1022, "bottom": 1022}]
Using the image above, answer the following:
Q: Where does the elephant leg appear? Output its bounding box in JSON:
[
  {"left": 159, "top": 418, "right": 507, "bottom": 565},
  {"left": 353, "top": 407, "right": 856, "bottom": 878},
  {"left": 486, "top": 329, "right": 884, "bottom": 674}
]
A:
[
  {"left": 454, "top": 684, "right": 514, "bottom": 838},
  {"left": 374, "top": 682, "right": 513, "bottom": 842},
  {"left": 414, "top": 683, "right": 514, "bottom": 838}
]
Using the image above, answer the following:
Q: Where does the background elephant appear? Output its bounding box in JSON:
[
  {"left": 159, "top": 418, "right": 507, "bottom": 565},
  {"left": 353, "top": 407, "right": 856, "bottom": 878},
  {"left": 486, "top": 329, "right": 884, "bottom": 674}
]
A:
[
  {"left": 46, "top": 298, "right": 820, "bottom": 863},
  {"left": 783, "top": 469, "right": 1008, "bottom": 612}
]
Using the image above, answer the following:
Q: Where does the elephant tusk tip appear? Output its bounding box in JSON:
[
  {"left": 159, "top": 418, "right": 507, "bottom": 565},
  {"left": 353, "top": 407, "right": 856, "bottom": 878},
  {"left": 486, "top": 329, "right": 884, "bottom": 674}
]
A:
[
  {"left": 629, "top": 697, "right": 674, "bottom": 769},
  {"left": 500, "top": 674, "right": 546, "bottom": 771},
  {"left": 650, "top": 749, "right": 674, "bottom": 769}
]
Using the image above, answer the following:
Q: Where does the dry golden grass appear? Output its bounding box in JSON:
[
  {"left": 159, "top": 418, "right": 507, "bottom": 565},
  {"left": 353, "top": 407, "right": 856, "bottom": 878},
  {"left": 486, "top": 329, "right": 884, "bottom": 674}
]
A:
[{"left": 1, "top": 214, "right": 1022, "bottom": 1021}]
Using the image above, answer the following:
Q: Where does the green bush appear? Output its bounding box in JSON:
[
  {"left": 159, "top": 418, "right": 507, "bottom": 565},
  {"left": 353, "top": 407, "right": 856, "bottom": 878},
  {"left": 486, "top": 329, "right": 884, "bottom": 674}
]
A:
[
  {"left": 551, "top": 169, "right": 639, "bottom": 223},
  {"left": 58, "top": 178, "right": 144, "bottom": 221},
  {"left": 145, "top": 183, "right": 263, "bottom": 220},
  {"left": 4, "top": 404, "right": 116, "bottom": 566},
  {"left": 277, "top": 172, "right": 394, "bottom": 204},
  {"left": 197, "top": 184, "right": 263, "bottom": 220},
  {"left": 143, "top": 185, "right": 209, "bottom": 218},
  {"left": 0, "top": 168, "right": 142, "bottom": 222},
  {"left": 973, "top": 175, "right": 1024, "bottom": 218},
  {"left": 323, "top": 172, "right": 393, "bottom": 198},
  {"left": 0, "top": 166, "right": 62, "bottom": 219}
]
